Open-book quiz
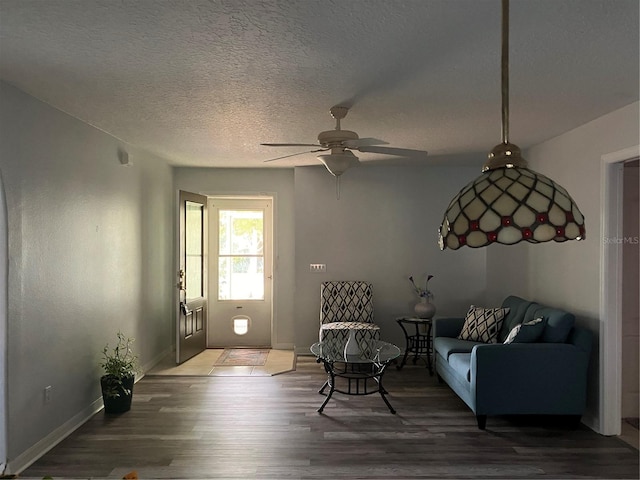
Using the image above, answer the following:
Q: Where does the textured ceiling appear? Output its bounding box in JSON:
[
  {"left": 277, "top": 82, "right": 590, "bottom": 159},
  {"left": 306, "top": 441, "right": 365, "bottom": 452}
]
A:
[{"left": 0, "top": 0, "right": 638, "bottom": 168}]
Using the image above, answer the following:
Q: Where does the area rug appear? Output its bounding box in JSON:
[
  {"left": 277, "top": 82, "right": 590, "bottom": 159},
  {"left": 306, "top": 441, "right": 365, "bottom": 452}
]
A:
[{"left": 214, "top": 348, "right": 269, "bottom": 366}]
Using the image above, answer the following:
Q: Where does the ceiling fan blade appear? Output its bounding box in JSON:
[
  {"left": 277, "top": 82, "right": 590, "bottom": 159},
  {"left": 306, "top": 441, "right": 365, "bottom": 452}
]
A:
[
  {"left": 344, "top": 138, "right": 389, "bottom": 148},
  {"left": 261, "top": 143, "right": 320, "bottom": 147},
  {"left": 263, "top": 149, "right": 327, "bottom": 163},
  {"left": 357, "top": 145, "right": 428, "bottom": 158}
]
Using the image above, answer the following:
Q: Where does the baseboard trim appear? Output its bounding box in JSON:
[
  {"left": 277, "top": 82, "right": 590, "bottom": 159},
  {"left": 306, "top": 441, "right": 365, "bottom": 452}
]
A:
[
  {"left": 295, "top": 345, "right": 312, "bottom": 356},
  {"left": 140, "top": 344, "right": 174, "bottom": 378},
  {"left": 272, "top": 342, "right": 294, "bottom": 350},
  {"left": 8, "top": 397, "right": 104, "bottom": 474}
]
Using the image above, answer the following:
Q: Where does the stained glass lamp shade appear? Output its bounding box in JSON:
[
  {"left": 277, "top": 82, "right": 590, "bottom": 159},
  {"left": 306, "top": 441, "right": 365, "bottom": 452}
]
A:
[{"left": 438, "top": 164, "right": 586, "bottom": 250}]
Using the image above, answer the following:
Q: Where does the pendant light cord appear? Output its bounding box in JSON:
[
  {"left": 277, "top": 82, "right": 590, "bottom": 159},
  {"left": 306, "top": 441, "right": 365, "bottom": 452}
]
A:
[{"left": 501, "top": 0, "right": 509, "bottom": 145}]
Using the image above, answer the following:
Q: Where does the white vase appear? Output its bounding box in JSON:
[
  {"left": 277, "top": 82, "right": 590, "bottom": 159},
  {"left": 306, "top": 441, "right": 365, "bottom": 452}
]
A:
[
  {"left": 343, "top": 329, "right": 360, "bottom": 358},
  {"left": 414, "top": 297, "right": 436, "bottom": 319}
]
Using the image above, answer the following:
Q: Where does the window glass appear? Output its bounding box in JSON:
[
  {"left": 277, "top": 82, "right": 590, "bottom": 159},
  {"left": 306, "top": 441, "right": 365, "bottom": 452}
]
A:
[
  {"left": 185, "top": 201, "right": 203, "bottom": 299},
  {"left": 218, "top": 210, "right": 264, "bottom": 300}
]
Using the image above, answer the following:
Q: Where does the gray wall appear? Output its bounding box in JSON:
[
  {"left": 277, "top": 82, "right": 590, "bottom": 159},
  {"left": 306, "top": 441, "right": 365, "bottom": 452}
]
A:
[
  {"left": 485, "top": 243, "right": 530, "bottom": 306},
  {"left": 294, "top": 164, "right": 487, "bottom": 352},
  {"left": 0, "top": 81, "right": 175, "bottom": 466}
]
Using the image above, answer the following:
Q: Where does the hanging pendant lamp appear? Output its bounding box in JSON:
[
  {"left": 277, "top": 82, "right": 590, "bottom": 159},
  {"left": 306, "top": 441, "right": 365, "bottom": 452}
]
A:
[{"left": 438, "top": 0, "right": 585, "bottom": 250}]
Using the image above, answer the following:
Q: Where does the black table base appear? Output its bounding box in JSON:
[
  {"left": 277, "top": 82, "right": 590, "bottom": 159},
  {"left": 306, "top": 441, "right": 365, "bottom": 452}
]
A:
[
  {"left": 316, "top": 359, "right": 396, "bottom": 414},
  {"left": 396, "top": 317, "right": 433, "bottom": 374}
]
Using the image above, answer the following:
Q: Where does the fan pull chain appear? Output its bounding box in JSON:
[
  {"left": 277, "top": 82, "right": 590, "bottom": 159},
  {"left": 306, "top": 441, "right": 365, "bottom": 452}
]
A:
[{"left": 336, "top": 176, "right": 341, "bottom": 200}]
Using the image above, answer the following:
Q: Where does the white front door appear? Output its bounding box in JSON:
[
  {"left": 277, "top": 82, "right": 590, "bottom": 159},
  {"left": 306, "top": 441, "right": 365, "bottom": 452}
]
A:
[{"left": 208, "top": 197, "right": 273, "bottom": 347}]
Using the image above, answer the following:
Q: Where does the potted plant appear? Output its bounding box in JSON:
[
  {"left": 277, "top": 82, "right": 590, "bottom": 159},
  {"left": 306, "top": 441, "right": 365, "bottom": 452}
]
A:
[{"left": 100, "top": 331, "right": 139, "bottom": 414}]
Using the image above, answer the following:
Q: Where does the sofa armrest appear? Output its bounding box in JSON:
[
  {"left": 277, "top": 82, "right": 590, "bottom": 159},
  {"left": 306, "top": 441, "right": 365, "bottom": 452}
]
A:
[
  {"left": 470, "top": 343, "right": 590, "bottom": 415},
  {"left": 433, "top": 317, "right": 465, "bottom": 338}
]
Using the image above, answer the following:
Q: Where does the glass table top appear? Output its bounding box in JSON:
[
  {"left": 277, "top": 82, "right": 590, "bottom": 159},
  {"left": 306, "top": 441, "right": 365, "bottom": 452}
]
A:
[{"left": 310, "top": 340, "right": 401, "bottom": 364}]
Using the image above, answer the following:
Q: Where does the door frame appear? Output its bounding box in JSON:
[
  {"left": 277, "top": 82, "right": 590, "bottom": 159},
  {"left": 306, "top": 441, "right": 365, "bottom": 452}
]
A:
[
  {"left": 600, "top": 145, "right": 639, "bottom": 435},
  {"left": 0, "top": 169, "right": 7, "bottom": 472},
  {"left": 207, "top": 195, "right": 274, "bottom": 348}
]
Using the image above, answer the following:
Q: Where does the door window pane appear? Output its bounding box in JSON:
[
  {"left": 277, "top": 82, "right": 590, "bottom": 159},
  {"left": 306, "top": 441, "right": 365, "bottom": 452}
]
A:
[
  {"left": 185, "top": 201, "right": 203, "bottom": 299},
  {"left": 218, "top": 210, "right": 264, "bottom": 300}
]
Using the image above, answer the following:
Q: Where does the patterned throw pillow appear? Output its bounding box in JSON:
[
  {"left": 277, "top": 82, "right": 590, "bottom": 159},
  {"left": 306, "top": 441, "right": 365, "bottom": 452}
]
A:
[
  {"left": 503, "top": 317, "right": 545, "bottom": 344},
  {"left": 458, "top": 305, "right": 510, "bottom": 344}
]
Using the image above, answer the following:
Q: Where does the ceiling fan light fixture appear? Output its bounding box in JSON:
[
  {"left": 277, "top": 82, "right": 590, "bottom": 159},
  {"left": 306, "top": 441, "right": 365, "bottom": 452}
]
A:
[
  {"left": 318, "top": 151, "right": 359, "bottom": 177},
  {"left": 439, "top": 0, "right": 585, "bottom": 250}
]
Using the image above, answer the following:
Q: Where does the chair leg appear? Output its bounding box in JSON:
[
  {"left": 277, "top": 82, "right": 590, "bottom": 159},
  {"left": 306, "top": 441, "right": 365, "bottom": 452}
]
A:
[{"left": 476, "top": 415, "right": 487, "bottom": 430}]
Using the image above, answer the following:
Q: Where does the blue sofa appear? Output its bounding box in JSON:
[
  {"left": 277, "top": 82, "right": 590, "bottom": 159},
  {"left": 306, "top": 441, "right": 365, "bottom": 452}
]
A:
[{"left": 433, "top": 295, "right": 592, "bottom": 429}]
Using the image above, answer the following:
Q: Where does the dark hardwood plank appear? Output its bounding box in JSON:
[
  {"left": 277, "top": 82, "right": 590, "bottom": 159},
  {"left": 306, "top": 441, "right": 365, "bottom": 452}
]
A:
[{"left": 21, "top": 357, "right": 639, "bottom": 479}]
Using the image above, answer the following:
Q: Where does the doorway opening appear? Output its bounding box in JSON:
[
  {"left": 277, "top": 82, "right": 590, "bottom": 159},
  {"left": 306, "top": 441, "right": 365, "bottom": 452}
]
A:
[{"left": 600, "top": 146, "right": 639, "bottom": 437}]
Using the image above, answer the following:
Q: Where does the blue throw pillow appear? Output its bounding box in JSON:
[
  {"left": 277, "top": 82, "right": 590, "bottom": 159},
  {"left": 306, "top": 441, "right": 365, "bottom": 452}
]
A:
[
  {"left": 535, "top": 307, "right": 575, "bottom": 343},
  {"left": 503, "top": 317, "right": 545, "bottom": 344}
]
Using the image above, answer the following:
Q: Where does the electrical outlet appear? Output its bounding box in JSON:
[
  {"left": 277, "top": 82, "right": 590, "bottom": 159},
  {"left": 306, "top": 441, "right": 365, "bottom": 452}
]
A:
[
  {"left": 309, "top": 263, "right": 326, "bottom": 273},
  {"left": 44, "top": 385, "right": 52, "bottom": 404}
]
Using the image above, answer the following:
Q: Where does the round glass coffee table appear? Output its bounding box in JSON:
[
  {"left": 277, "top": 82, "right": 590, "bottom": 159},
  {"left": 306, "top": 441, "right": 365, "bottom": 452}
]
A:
[{"left": 310, "top": 340, "right": 401, "bottom": 414}]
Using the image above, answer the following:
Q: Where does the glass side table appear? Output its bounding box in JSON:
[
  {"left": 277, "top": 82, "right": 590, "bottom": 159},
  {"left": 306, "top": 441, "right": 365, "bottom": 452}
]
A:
[
  {"left": 310, "top": 340, "right": 401, "bottom": 414},
  {"left": 396, "top": 316, "right": 434, "bottom": 375}
]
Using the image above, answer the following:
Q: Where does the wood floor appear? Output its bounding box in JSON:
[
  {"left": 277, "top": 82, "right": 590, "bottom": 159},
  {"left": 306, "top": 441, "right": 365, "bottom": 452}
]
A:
[{"left": 22, "top": 356, "right": 639, "bottom": 479}]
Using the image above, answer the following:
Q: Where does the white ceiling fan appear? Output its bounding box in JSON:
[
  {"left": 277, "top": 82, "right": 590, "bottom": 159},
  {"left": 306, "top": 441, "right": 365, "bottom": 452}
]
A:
[{"left": 261, "top": 106, "right": 428, "bottom": 177}]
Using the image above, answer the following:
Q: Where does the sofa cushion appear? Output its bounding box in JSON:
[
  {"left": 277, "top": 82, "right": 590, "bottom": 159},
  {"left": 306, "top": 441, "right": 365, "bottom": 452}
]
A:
[
  {"left": 498, "top": 296, "right": 533, "bottom": 343},
  {"left": 434, "top": 337, "right": 483, "bottom": 360},
  {"left": 531, "top": 306, "right": 576, "bottom": 343},
  {"left": 448, "top": 353, "right": 472, "bottom": 382},
  {"left": 503, "top": 317, "right": 545, "bottom": 344},
  {"left": 458, "top": 306, "right": 510, "bottom": 343},
  {"left": 523, "top": 303, "right": 542, "bottom": 324}
]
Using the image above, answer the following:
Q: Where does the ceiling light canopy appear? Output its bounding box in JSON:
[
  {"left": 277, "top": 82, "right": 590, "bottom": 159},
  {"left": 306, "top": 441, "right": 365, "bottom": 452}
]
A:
[{"left": 439, "top": 0, "right": 585, "bottom": 250}]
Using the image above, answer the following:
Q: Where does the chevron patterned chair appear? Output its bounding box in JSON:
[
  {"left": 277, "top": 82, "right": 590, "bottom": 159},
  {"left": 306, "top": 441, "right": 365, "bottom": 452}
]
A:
[{"left": 318, "top": 281, "right": 381, "bottom": 358}]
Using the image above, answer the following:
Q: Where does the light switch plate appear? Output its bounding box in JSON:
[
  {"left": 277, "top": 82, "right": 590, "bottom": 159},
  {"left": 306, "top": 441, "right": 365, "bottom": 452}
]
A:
[{"left": 309, "top": 263, "right": 326, "bottom": 273}]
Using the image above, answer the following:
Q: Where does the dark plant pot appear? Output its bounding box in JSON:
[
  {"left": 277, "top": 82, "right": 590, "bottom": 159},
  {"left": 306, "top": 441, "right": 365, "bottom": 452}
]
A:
[{"left": 100, "top": 374, "right": 134, "bottom": 414}]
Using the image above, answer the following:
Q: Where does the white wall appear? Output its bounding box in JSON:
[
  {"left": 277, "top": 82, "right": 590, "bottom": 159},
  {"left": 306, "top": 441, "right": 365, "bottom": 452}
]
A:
[
  {"left": 489, "top": 101, "right": 640, "bottom": 432},
  {"left": 173, "top": 167, "right": 296, "bottom": 349},
  {"left": 0, "top": 81, "right": 175, "bottom": 471},
  {"left": 294, "top": 164, "right": 487, "bottom": 352}
]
